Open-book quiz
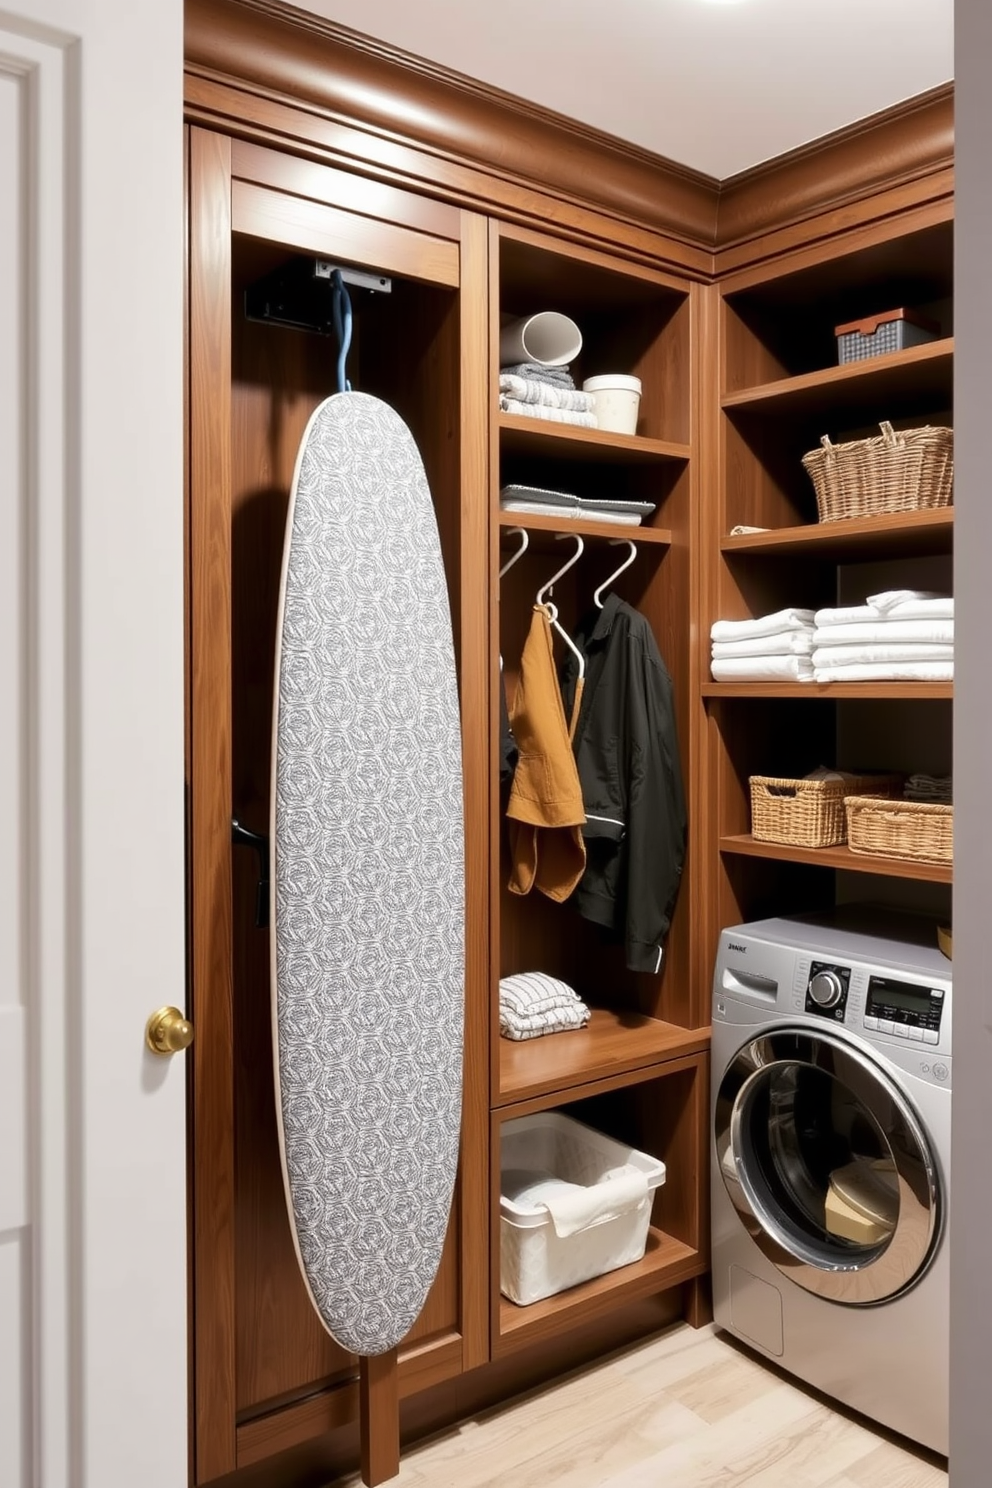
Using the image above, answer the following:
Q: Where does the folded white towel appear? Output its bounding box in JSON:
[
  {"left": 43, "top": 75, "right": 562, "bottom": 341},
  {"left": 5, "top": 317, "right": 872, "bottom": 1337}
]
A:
[
  {"left": 875, "top": 597, "right": 954, "bottom": 622},
  {"left": 712, "top": 632, "right": 815, "bottom": 659},
  {"left": 813, "top": 660, "right": 954, "bottom": 682},
  {"left": 812, "top": 643, "right": 955, "bottom": 668},
  {"left": 503, "top": 1165, "right": 650, "bottom": 1238},
  {"left": 866, "top": 589, "right": 948, "bottom": 612},
  {"left": 499, "top": 374, "right": 595, "bottom": 413},
  {"left": 814, "top": 595, "right": 953, "bottom": 627},
  {"left": 710, "top": 609, "right": 816, "bottom": 644},
  {"left": 813, "top": 620, "right": 954, "bottom": 647},
  {"left": 499, "top": 398, "right": 598, "bottom": 428},
  {"left": 711, "top": 654, "right": 814, "bottom": 682}
]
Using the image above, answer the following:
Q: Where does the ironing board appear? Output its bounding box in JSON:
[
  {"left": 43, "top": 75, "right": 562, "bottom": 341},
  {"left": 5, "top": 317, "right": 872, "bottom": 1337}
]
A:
[{"left": 270, "top": 391, "right": 464, "bottom": 1475}]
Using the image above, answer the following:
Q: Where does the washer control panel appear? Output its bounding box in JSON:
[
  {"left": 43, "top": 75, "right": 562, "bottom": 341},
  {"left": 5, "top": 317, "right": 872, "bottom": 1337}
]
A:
[
  {"left": 804, "top": 960, "right": 851, "bottom": 1020},
  {"left": 864, "top": 973, "right": 945, "bottom": 1045}
]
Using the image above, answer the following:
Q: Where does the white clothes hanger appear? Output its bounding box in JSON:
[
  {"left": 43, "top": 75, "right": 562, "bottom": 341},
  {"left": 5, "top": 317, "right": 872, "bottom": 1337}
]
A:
[
  {"left": 499, "top": 526, "right": 529, "bottom": 579},
  {"left": 594, "top": 539, "right": 638, "bottom": 608},
  {"left": 536, "top": 532, "right": 584, "bottom": 606},
  {"left": 537, "top": 534, "right": 586, "bottom": 681}
]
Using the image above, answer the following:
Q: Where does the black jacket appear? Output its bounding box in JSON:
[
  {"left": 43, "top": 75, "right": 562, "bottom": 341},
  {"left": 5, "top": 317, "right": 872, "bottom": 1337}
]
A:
[{"left": 560, "top": 593, "right": 687, "bottom": 973}]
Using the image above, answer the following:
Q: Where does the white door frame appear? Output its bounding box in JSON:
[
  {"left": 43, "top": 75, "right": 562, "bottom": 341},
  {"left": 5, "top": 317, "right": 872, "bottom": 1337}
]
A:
[{"left": 1, "top": 5, "right": 186, "bottom": 1486}]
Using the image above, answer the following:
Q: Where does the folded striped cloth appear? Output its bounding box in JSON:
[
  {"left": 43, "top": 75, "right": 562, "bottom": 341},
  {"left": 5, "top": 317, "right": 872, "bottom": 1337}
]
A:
[
  {"left": 499, "top": 398, "right": 598, "bottom": 429},
  {"left": 500, "top": 361, "right": 576, "bottom": 389},
  {"left": 499, "top": 374, "right": 595, "bottom": 413},
  {"left": 499, "top": 972, "right": 591, "bottom": 1041}
]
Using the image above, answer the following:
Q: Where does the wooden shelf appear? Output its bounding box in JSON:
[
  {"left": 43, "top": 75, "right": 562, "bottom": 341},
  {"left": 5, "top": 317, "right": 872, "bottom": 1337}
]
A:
[
  {"left": 720, "top": 834, "right": 952, "bottom": 884},
  {"left": 703, "top": 682, "right": 953, "bottom": 699},
  {"left": 498, "top": 511, "right": 673, "bottom": 547},
  {"left": 721, "top": 508, "right": 953, "bottom": 559},
  {"left": 497, "top": 1009, "right": 709, "bottom": 1107},
  {"left": 498, "top": 413, "right": 690, "bottom": 465},
  {"left": 721, "top": 339, "right": 953, "bottom": 418},
  {"left": 495, "top": 1229, "right": 704, "bottom": 1355}
]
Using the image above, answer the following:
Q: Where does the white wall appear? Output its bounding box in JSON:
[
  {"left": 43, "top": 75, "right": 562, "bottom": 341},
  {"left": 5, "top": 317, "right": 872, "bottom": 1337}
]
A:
[{"left": 949, "top": 0, "right": 992, "bottom": 1479}]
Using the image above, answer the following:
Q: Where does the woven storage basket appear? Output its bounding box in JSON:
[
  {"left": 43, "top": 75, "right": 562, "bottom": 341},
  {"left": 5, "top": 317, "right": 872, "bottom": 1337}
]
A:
[
  {"left": 844, "top": 795, "right": 953, "bottom": 864},
  {"left": 750, "top": 774, "right": 902, "bottom": 849},
  {"left": 802, "top": 421, "right": 953, "bottom": 522}
]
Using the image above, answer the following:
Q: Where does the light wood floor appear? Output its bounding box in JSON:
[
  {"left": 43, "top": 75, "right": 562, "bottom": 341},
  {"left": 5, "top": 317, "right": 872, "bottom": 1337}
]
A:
[{"left": 341, "top": 1323, "right": 948, "bottom": 1488}]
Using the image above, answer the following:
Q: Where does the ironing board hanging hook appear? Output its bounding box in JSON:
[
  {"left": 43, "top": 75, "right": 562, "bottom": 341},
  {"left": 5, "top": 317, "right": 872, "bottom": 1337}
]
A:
[{"left": 331, "top": 268, "right": 353, "bottom": 393}]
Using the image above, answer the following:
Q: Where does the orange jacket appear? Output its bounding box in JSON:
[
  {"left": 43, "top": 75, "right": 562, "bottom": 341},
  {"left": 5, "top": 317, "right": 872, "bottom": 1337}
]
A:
[{"left": 506, "top": 606, "right": 586, "bottom": 901}]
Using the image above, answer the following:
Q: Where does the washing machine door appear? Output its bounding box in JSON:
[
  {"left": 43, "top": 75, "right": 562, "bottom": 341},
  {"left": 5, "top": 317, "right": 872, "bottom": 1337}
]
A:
[{"left": 715, "top": 1027, "right": 940, "bottom": 1305}]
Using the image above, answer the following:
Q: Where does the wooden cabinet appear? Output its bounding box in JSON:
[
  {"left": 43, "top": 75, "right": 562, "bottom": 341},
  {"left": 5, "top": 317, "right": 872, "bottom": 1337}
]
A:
[
  {"left": 183, "top": 5, "right": 954, "bottom": 1483},
  {"left": 187, "top": 131, "right": 491, "bottom": 1481}
]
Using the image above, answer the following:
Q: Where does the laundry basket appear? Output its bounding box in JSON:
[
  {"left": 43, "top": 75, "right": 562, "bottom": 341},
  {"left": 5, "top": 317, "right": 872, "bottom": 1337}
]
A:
[
  {"left": 749, "top": 774, "right": 903, "bottom": 848},
  {"left": 500, "top": 1112, "right": 666, "bottom": 1306},
  {"left": 802, "top": 421, "right": 953, "bottom": 522}
]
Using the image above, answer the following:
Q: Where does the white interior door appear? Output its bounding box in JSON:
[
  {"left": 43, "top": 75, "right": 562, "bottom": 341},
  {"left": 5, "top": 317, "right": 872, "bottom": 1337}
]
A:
[{"left": 0, "top": 4, "right": 185, "bottom": 1486}]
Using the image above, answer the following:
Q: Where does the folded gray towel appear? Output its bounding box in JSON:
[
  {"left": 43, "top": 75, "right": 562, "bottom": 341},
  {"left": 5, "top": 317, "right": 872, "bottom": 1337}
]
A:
[{"left": 500, "top": 361, "right": 576, "bottom": 389}]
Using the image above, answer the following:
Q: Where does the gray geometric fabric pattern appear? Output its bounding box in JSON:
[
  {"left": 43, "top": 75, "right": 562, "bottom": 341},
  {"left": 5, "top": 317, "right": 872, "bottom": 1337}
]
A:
[{"left": 271, "top": 392, "right": 465, "bottom": 1357}]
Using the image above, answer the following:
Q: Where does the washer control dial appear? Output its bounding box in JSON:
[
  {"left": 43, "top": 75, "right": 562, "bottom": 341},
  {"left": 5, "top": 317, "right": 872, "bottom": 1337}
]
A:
[
  {"left": 809, "top": 970, "right": 844, "bottom": 1008},
  {"left": 804, "top": 961, "right": 851, "bottom": 1019}
]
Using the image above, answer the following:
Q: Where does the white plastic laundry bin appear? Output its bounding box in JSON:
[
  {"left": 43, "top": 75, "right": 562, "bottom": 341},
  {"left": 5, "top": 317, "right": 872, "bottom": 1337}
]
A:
[{"left": 499, "top": 1111, "right": 666, "bottom": 1306}]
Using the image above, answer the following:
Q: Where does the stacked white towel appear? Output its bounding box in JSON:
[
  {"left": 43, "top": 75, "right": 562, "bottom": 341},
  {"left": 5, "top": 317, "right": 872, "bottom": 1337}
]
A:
[
  {"left": 710, "top": 608, "right": 816, "bottom": 682},
  {"left": 811, "top": 590, "right": 953, "bottom": 682},
  {"left": 499, "top": 972, "right": 591, "bottom": 1041},
  {"left": 498, "top": 369, "right": 598, "bottom": 429}
]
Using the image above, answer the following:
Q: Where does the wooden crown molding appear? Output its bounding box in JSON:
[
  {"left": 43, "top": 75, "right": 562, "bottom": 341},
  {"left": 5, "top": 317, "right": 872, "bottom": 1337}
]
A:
[
  {"left": 184, "top": 0, "right": 954, "bottom": 266},
  {"left": 717, "top": 84, "right": 954, "bottom": 251},
  {"left": 184, "top": 0, "right": 720, "bottom": 251}
]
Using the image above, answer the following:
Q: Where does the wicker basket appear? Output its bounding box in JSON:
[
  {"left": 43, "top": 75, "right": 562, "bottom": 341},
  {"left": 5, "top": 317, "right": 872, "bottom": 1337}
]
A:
[
  {"left": 750, "top": 774, "right": 903, "bottom": 849},
  {"left": 844, "top": 795, "right": 953, "bottom": 864},
  {"left": 802, "top": 421, "right": 953, "bottom": 522}
]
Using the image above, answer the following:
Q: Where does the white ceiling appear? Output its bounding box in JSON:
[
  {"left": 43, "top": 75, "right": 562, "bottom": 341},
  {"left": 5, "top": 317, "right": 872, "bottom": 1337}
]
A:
[{"left": 295, "top": 0, "right": 953, "bottom": 179}]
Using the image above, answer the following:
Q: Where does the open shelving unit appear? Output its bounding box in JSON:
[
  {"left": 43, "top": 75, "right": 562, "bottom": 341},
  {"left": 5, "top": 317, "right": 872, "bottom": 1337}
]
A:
[
  {"left": 490, "top": 219, "right": 704, "bottom": 1348},
  {"left": 706, "top": 200, "right": 954, "bottom": 934}
]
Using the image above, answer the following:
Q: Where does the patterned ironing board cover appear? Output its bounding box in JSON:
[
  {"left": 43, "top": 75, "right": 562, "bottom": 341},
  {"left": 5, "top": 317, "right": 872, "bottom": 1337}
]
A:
[{"left": 271, "top": 392, "right": 465, "bottom": 1357}]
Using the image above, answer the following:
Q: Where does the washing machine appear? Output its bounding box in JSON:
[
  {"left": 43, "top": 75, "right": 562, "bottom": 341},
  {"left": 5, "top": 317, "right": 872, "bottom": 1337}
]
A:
[{"left": 710, "top": 907, "right": 951, "bottom": 1455}]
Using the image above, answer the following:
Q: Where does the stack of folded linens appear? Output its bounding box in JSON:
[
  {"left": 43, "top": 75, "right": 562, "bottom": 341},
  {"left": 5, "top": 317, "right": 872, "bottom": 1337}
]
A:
[
  {"left": 499, "top": 362, "right": 597, "bottom": 429},
  {"left": 812, "top": 590, "right": 953, "bottom": 681},
  {"left": 499, "top": 972, "right": 591, "bottom": 1041},
  {"left": 710, "top": 608, "right": 816, "bottom": 682}
]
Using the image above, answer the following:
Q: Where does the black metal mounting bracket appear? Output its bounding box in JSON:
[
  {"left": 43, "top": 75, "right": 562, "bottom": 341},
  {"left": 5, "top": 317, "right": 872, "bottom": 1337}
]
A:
[{"left": 231, "top": 818, "right": 270, "bottom": 929}]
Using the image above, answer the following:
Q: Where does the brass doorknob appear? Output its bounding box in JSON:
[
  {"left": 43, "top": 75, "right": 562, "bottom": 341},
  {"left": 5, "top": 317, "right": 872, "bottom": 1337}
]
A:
[{"left": 146, "top": 1006, "right": 194, "bottom": 1055}]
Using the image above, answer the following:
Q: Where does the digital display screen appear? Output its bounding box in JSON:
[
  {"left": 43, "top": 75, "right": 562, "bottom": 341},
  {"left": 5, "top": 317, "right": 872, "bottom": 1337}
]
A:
[{"left": 867, "top": 975, "right": 940, "bottom": 1019}]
